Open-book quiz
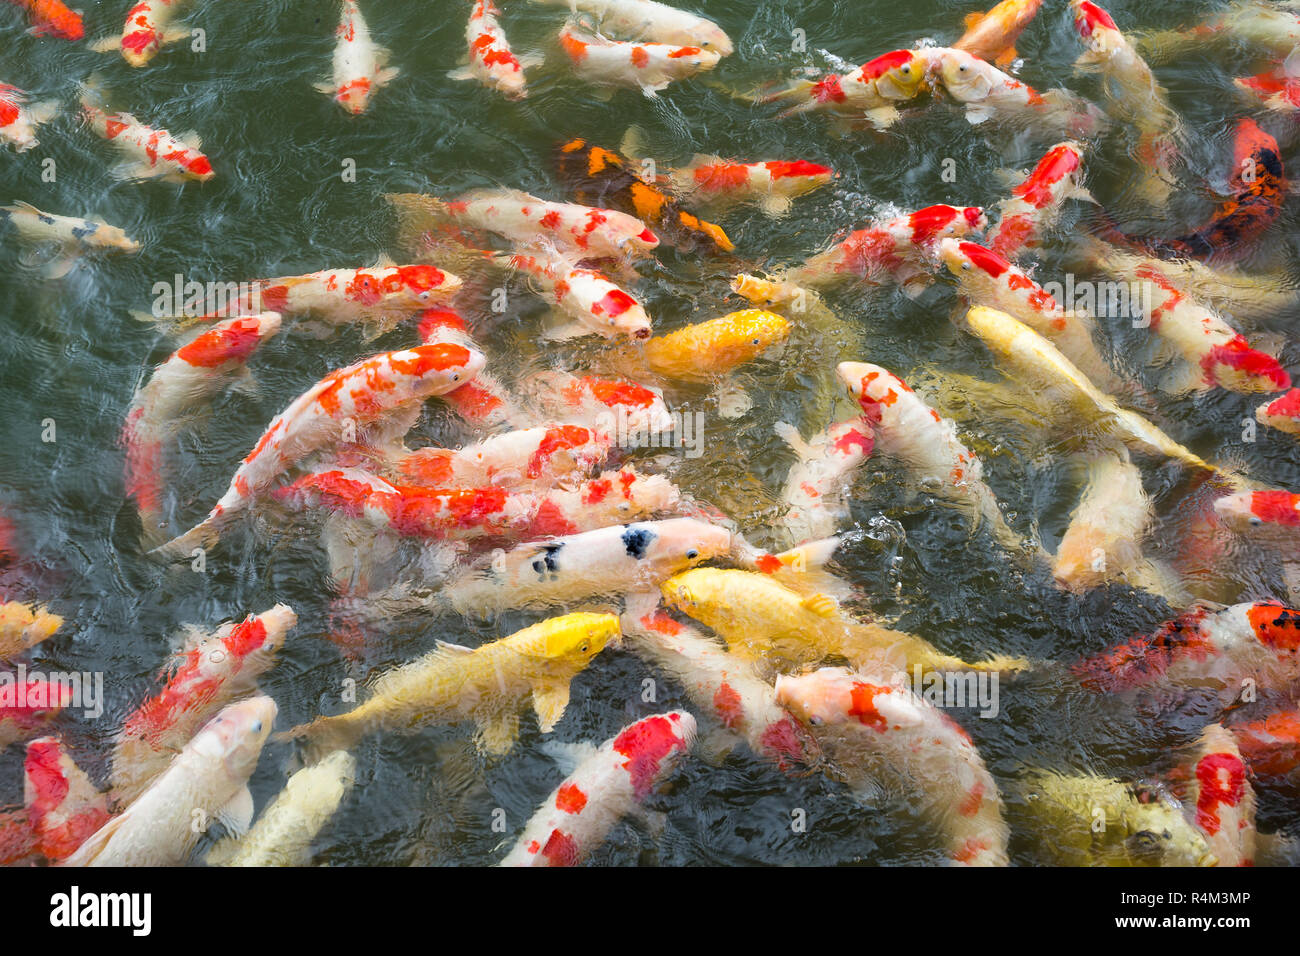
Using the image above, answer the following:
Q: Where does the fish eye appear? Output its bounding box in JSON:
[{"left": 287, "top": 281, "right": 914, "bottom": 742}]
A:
[
  {"left": 1250, "top": 516, "right": 1263, "bottom": 526},
  {"left": 962, "top": 261, "right": 971, "bottom": 270},
  {"left": 808, "top": 715, "right": 823, "bottom": 726},
  {"left": 579, "top": 641, "right": 590, "bottom": 653},
  {"left": 451, "top": 374, "right": 460, "bottom": 381},
  {"left": 959, "top": 64, "right": 968, "bottom": 72},
  {"left": 752, "top": 338, "right": 761, "bottom": 346},
  {"left": 900, "top": 65, "right": 911, "bottom": 74},
  {"left": 686, "top": 549, "right": 699, "bottom": 559},
  {"left": 251, "top": 720, "right": 263, "bottom": 732}
]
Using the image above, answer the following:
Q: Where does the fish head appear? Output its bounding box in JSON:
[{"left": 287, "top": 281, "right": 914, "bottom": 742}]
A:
[
  {"left": 774, "top": 666, "right": 863, "bottom": 728},
  {"left": 398, "top": 264, "right": 463, "bottom": 304},
  {"left": 1246, "top": 601, "right": 1300, "bottom": 653},
  {"left": 939, "top": 238, "right": 1010, "bottom": 287},
  {"left": 907, "top": 205, "right": 987, "bottom": 248},
  {"left": 336, "top": 79, "right": 373, "bottom": 115},
  {"left": 635, "top": 518, "right": 732, "bottom": 571},
  {"left": 93, "top": 222, "right": 142, "bottom": 254},
  {"left": 608, "top": 296, "right": 653, "bottom": 341},
  {"left": 928, "top": 48, "right": 997, "bottom": 101},
  {"left": 730, "top": 273, "right": 802, "bottom": 307},
  {"left": 865, "top": 49, "right": 929, "bottom": 100},
  {"left": 765, "top": 159, "right": 835, "bottom": 194},
  {"left": 603, "top": 470, "right": 681, "bottom": 519},
  {"left": 537, "top": 611, "right": 622, "bottom": 662},
  {"left": 835, "top": 361, "right": 910, "bottom": 424},
  {"left": 403, "top": 342, "right": 487, "bottom": 393},
  {"left": 1212, "top": 490, "right": 1300, "bottom": 530},
  {"left": 689, "top": 309, "right": 791, "bottom": 369},
  {"left": 667, "top": 46, "right": 722, "bottom": 74},
  {"left": 1258, "top": 388, "right": 1300, "bottom": 431},
  {"left": 223, "top": 603, "right": 297, "bottom": 666},
  {"left": 694, "top": 25, "right": 734, "bottom": 57},
  {"left": 194, "top": 696, "right": 278, "bottom": 779},
  {"left": 621, "top": 224, "right": 661, "bottom": 255},
  {"left": 585, "top": 377, "right": 675, "bottom": 434},
  {"left": 1122, "top": 786, "right": 1219, "bottom": 866},
  {"left": 1231, "top": 117, "right": 1284, "bottom": 186}
]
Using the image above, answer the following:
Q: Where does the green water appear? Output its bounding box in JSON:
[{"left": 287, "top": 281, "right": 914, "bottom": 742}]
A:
[{"left": 2, "top": 0, "right": 1299, "bottom": 865}]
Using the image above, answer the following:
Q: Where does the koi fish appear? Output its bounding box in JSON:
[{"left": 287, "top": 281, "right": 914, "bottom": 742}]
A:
[
  {"left": 314, "top": 0, "right": 399, "bottom": 114},
  {"left": 496, "top": 249, "right": 652, "bottom": 341},
  {"left": 417, "top": 306, "right": 526, "bottom": 430},
  {"left": 776, "top": 666, "right": 1010, "bottom": 866},
  {"left": 1072, "top": 601, "right": 1300, "bottom": 702},
  {"left": 109, "top": 604, "right": 295, "bottom": 808},
  {"left": 282, "top": 612, "right": 619, "bottom": 756},
  {"left": 923, "top": 46, "right": 1103, "bottom": 134},
  {"left": 1140, "top": 1, "right": 1300, "bottom": 62},
  {"left": 394, "top": 423, "right": 613, "bottom": 489},
  {"left": 1100, "top": 118, "right": 1286, "bottom": 262},
  {"left": 1213, "top": 488, "right": 1300, "bottom": 533},
  {"left": 1235, "top": 51, "right": 1300, "bottom": 112},
  {"left": 558, "top": 22, "right": 720, "bottom": 97},
  {"left": 0, "top": 201, "right": 141, "bottom": 278},
  {"left": 626, "top": 309, "right": 791, "bottom": 382},
  {"left": 89, "top": 0, "right": 193, "bottom": 67},
  {"left": 24, "top": 738, "right": 110, "bottom": 863},
  {"left": 449, "top": 0, "right": 535, "bottom": 100},
  {"left": 7, "top": 0, "right": 83, "bottom": 40},
  {"left": 555, "top": 136, "right": 733, "bottom": 251},
  {"left": 953, "top": 0, "right": 1044, "bottom": 66},
  {"left": 837, "top": 360, "right": 1031, "bottom": 554},
  {"left": 0, "top": 602, "right": 62, "bottom": 662},
  {"left": 621, "top": 600, "right": 817, "bottom": 771},
  {"left": 65, "top": 697, "right": 277, "bottom": 866},
  {"left": 152, "top": 342, "right": 485, "bottom": 559},
  {"left": 386, "top": 187, "right": 659, "bottom": 261},
  {"left": 774, "top": 417, "right": 873, "bottom": 546},
  {"left": 1229, "top": 708, "right": 1300, "bottom": 783},
  {"left": 207, "top": 749, "right": 356, "bottom": 866},
  {"left": 987, "top": 142, "right": 1094, "bottom": 259},
  {"left": 500, "top": 711, "right": 696, "bottom": 866},
  {"left": 1178, "top": 724, "right": 1255, "bottom": 867},
  {"left": 530, "top": 0, "right": 732, "bottom": 54},
  {"left": 123, "top": 312, "right": 282, "bottom": 545},
  {"left": 765, "top": 49, "right": 928, "bottom": 128},
  {"left": 1257, "top": 389, "right": 1300, "bottom": 436},
  {"left": 0, "top": 84, "right": 57, "bottom": 152},
  {"left": 0, "top": 679, "right": 72, "bottom": 750},
  {"left": 442, "top": 517, "right": 732, "bottom": 615},
  {"left": 523, "top": 371, "right": 676, "bottom": 436},
  {"left": 940, "top": 239, "right": 1123, "bottom": 394},
  {"left": 1017, "top": 770, "right": 1216, "bottom": 866},
  {"left": 79, "top": 81, "right": 213, "bottom": 183}
]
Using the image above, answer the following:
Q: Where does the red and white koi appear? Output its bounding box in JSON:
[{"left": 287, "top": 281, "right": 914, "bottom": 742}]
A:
[
  {"left": 532, "top": 0, "right": 732, "bottom": 54},
  {"left": 65, "top": 696, "right": 276, "bottom": 866},
  {"left": 315, "top": 0, "right": 399, "bottom": 114},
  {"left": 0, "top": 678, "right": 73, "bottom": 749},
  {"left": 451, "top": 0, "right": 534, "bottom": 100},
  {"left": 775, "top": 417, "right": 874, "bottom": 546},
  {"left": 1230, "top": 707, "right": 1300, "bottom": 783},
  {"left": 385, "top": 187, "right": 659, "bottom": 261},
  {"left": 1236, "top": 51, "right": 1300, "bottom": 113},
  {"left": 152, "top": 342, "right": 485, "bottom": 558},
  {"left": 89, "top": 0, "right": 193, "bottom": 67},
  {"left": 79, "top": 84, "right": 214, "bottom": 183},
  {"left": 1214, "top": 488, "right": 1300, "bottom": 533},
  {"left": 1257, "top": 389, "right": 1300, "bottom": 437},
  {"left": 939, "top": 238, "right": 1123, "bottom": 393},
  {"left": 497, "top": 249, "right": 652, "bottom": 340},
  {"left": 776, "top": 666, "right": 1010, "bottom": 866},
  {"left": 1179, "top": 724, "right": 1256, "bottom": 867},
  {"left": 417, "top": 306, "right": 526, "bottom": 430},
  {"left": 1072, "top": 601, "right": 1300, "bottom": 701},
  {"left": 123, "top": 312, "right": 282, "bottom": 545},
  {"left": 500, "top": 711, "right": 695, "bottom": 866},
  {"left": 558, "top": 23, "right": 720, "bottom": 98},
  {"left": 24, "top": 737, "right": 110, "bottom": 863},
  {"left": 8, "top": 0, "right": 84, "bottom": 40},
  {"left": 987, "top": 142, "right": 1094, "bottom": 259},
  {"left": 766, "top": 49, "right": 929, "bottom": 127},
  {"left": 0, "top": 83, "right": 56, "bottom": 152},
  {"left": 394, "top": 424, "right": 613, "bottom": 489},
  {"left": 667, "top": 155, "right": 834, "bottom": 218},
  {"left": 525, "top": 370, "right": 676, "bottom": 436},
  {"left": 109, "top": 604, "right": 295, "bottom": 808},
  {"left": 623, "top": 602, "right": 817, "bottom": 771}
]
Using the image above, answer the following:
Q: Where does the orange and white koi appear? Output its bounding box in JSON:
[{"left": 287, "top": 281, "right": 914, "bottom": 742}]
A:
[
  {"left": 1072, "top": 601, "right": 1300, "bottom": 701},
  {"left": 7, "top": 0, "right": 84, "bottom": 40},
  {"left": 775, "top": 417, "right": 873, "bottom": 546},
  {"left": 315, "top": 0, "right": 399, "bottom": 114},
  {"left": 0, "top": 602, "right": 62, "bottom": 663},
  {"left": 987, "top": 142, "right": 1094, "bottom": 259},
  {"left": 417, "top": 306, "right": 526, "bottom": 429},
  {"left": 65, "top": 696, "right": 276, "bottom": 866},
  {"left": 394, "top": 423, "right": 614, "bottom": 489},
  {"left": 109, "top": 604, "right": 295, "bottom": 808},
  {"left": 1236, "top": 51, "right": 1300, "bottom": 113},
  {"left": 622, "top": 601, "right": 817, "bottom": 771},
  {"left": 89, "top": 0, "right": 194, "bottom": 67},
  {"left": 665, "top": 155, "right": 833, "bottom": 218},
  {"left": 0, "top": 84, "right": 56, "bottom": 152},
  {"left": 953, "top": 0, "right": 1044, "bottom": 66},
  {"left": 558, "top": 23, "right": 720, "bottom": 97},
  {"left": 784, "top": 204, "right": 987, "bottom": 297},
  {"left": 532, "top": 0, "right": 732, "bottom": 54},
  {"left": 123, "top": 313, "right": 282, "bottom": 544},
  {"left": 500, "top": 711, "right": 695, "bottom": 866},
  {"left": 837, "top": 361, "right": 1027, "bottom": 553},
  {"left": 79, "top": 84, "right": 213, "bottom": 183},
  {"left": 1230, "top": 708, "right": 1300, "bottom": 784},
  {"left": 940, "top": 238, "right": 1122, "bottom": 393},
  {"left": 766, "top": 49, "right": 928, "bottom": 127},
  {"left": 0, "top": 678, "right": 72, "bottom": 749},
  {"left": 525, "top": 370, "right": 676, "bottom": 435},
  {"left": 152, "top": 342, "right": 485, "bottom": 559},
  {"left": 442, "top": 517, "right": 731, "bottom": 615},
  {"left": 1214, "top": 488, "right": 1300, "bottom": 533},
  {"left": 776, "top": 666, "right": 1010, "bottom": 866},
  {"left": 386, "top": 187, "right": 659, "bottom": 261},
  {"left": 1257, "top": 389, "right": 1300, "bottom": 436},
  {"left": 451, "top": 0, "right": 534, "bottom": 100},
  {"left": 1179, "top": 724, "right": 1256, "bottom": 867},
  {"left": 497, "top": 249, "right": 652, "bottom": 340},
  {"left": 923, "top": 46, "right": 1103, "bottom": 134},
  {"left": 1128, "top": 265, "right": 1289, "bottom": 395},
  {"left": 24, "top": 738, "right": 110, "bottom": 863}
]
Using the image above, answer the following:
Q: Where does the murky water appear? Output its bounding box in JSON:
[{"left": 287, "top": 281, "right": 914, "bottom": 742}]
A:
[{"left": 2, "top": 0, "right": 1299, "bottom": 865}]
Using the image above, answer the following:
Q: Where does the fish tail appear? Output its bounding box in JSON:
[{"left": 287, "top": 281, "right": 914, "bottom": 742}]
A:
[
  {"left": 147, "top": 513, "right": 222, "bottom": 563},
  {"left": 275, "top": 715, "right": 361, "bottom": 760},
  {"left": 970, "top": 653, "right": 1033, "bottom": 675},
  {"left": 384, "top": 192, "right": 452, "bottom": 252}
]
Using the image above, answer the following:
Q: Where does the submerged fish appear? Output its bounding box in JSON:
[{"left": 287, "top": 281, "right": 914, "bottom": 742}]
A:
[
  {"left": 8, "top": 0, "right": 83, "bottom": 40},
  {"left": 0, "top": 84, "right": 56, "bottom": 152},
  {"left": 531, "top": 0, "right": 732, "bottom": 54},
  {"left": 558, "top": 23, "right": 721, "bottom": 97},
  {"left": 1178, "top": 724, "right": 1255, "bottom": 867},
  {"left": 314, "top": 0, "right": 400, "bottom": 114},
  {"left": 24, "top": 737, "right": 110, "bottom": 863},
  {"left": 89, "top": 0, "right": 194, "bottom": 67},
  {"left": 79, "top": 82, "right": 214, "bottom": 184},
  {"left": 450, "top": 0, "right": 535, "bottom": 100},
  {"left": 1258, "top": 389, "right": 1300, "bottom": 437},
  {"left": 0, "top": 602, "right": 62, "bottom": 663},
  {"left": 987, "top": 141, "right": 1094, "bottom": 259},
  {"left": 774, "top": 416, "right": 874, "bottom": 546},
  {"left": 0, "top": 200, "right": 141, "bottom": 278},
  {"left": 393, "top": 423, "right": 613, "bottom": 489}
]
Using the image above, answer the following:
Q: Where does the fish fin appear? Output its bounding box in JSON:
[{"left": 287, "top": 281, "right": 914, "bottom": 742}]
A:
[
  {"left": 375, "top": 66, "right": 401, "bottom": 86},
  {"left": 799, "top": 592, "right": 839, "bottom": 617},
  {"left": 447, "top": 65, "right": 475, "bottom": 81},
  {"left": 899, "top": 271, "right": 934, "bottom": 300},
  {"left": 177, "top": 130, "right": 202, "bottom": 151},
  {"left": 1157, "top": 360, "right": 1209, "bottom": 395},
  {"left": 1073, "top": 50, "right": 1108, "bottom": 73},
  {"left": 964, "top": 105, "right": 994, "bottom": 124},
  {"left": 205, "top": 837, "right": 240, "bottom": 866},
  {"left": 715, "top": 382, "right": 752, "bottom": 419},
  {"left": 474, "top": 712, "right": 519, "bottom": 756},
  {"left": 993, "top": 45, "right": 1018, "bottom": 68},
  {"left": 148, "top": 514, "right": 221, "bottom": 563},
  {"left": 27, "top": 100, "right": 59, "bottom": 126},
  {"left": 159, "top": 22, "right": 191, "bottom": 46},
  {"left": 541, "top": 320, "right": 596, "bottom": 341},
  {"left": 1067, "top": 183, "right": 1099, "bottom": 204},
  {"left": 774, "top": 421, "right": 816, "bottom": 461},
  {"left": 87, "top": 35, "right": 121, "bottom": 53},
  {"left": 775, "top": 536, "right": 841, "bottom": 571},
  {"left": 619, "top": 124, "right": 649, "bottom": 161},
  {"left": 863, "top": 105, "right": 900, "bottom": 128},
  {"left": 970, "top": 653, "right": 1032, "bottom": 674},
  {"left": 759, "top": 194, "right": 794, "bottom": 218},
  {"left": 312, "top": 80, "right": 336, "bottom": 94},
  {"left": 213, "top": 785, "right": 255, "bottom": 838},
  {"left": 531, "top": 682, "right": 571, "bottom": 733},
  {"left": 963, "top": 12, "right": 985, "bottom": 29},
  {"left": 518, "top": 53, "right": 545, "bottom": 69},
  {"left": 539, "top": 739, "right": 598, "bottom": 776},
  {"left": 110, "top": 160, "right": 166, "bottom": 182},
  {"left": 229, "top": 365, "right": 260, "bottom": 398},
  {"left": 696, "top": 727, "right": 742, "bottom": 765},
  {"left": 41, "top": 254, "right": 79, "bottom": 280}
]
